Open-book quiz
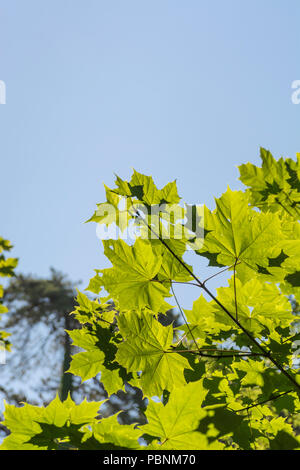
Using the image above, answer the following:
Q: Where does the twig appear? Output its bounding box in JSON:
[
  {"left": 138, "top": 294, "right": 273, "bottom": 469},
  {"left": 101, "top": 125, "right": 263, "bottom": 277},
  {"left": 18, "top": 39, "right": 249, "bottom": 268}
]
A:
[
  {"left": 230, "top": 389, "right": 294, "bottom": 414},
  {"left": 202, "top": 263, "right": 240, "bottom": 285}
]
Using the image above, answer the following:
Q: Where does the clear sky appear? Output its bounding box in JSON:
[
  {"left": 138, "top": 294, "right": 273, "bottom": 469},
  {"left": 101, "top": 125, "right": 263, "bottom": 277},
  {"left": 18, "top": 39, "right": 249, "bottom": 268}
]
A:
[{"left": 1, "top": 0, "right": 300, "bottom": 306}]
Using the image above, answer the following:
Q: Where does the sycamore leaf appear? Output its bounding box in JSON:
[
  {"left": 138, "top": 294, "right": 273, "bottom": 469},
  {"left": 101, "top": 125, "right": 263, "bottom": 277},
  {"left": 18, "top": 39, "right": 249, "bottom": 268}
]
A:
[
  {"left": 197, "top": 406, "right": 251, "bottom": 450},
  {"left": 141, "top": 381, "right": 223, "bottom": 449},
  {"left": 100, "top": 239, "right": 172, "bottom": 312},
  {"left": 115, "top": 170, "right": 181, "bottom": 206},
  {"left": 68, "top": 349, "right": 105, "bottom": 382},
  {"left": 197, "top": 187, "right": 284, "bottom": 277},
  {"left": 0, "top": 255, "right": 18, "bottom": 277},
  {"left": 211, "top": 276, "right": 294, "bottom": 333},
  {"left": 183, "top": 294, "right": 231, "bottom": 340},
  {"left": 85, "top": 270, "right": 103, "bottom": 295},
  {"left": 86, "top": 184, "right": 133, "bottom": 231},
  {"left": 116, "top": 311, "right": 192, "bottom": 396},
  {"left": 87, "top": 171, "right": 181, "bottom": 238},
  {"left": 70, "top": 291, "right": 115, "bottom": 327},
  {"left": 68, "top": 325, "right": 130, "bottom": 395},
  {"left": 157, "top": 248, "right": 193, "bottom": 283},
  {"left": 232, "top": 359, "right": 266, "bottom": 387},
  {"left": 92, "top": 415, "right": 141, "bottom": 450},
  {"left": 239, "top": 148, "right": 300, "bottom": 220}
]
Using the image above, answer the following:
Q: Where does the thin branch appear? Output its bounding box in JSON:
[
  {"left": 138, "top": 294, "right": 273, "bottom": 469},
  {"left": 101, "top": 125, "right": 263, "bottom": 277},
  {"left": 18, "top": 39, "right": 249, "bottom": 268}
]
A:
[
  {"left": 282, "top": 191, "right": 300, "bottom": 219},
  {"left": 282, "top": 332, "right": 300, "bottom": 344},
  {"left": 276, "top": 199, "right": 296, "bottom": 219},
  {"left": 231, "top": 389, "right": 294, "bottom": 414},
  {"left": 168, "top": 348, "right": 270, "bottom": 358},
  {"left": 172, "top": 263, "right": 241, "bottom": 287},
  {"left": 171, "top": 281, "right": 201, "bottom": 288},
  {"left": 202, "top": 263, "right": 240, "bottom": 285}
]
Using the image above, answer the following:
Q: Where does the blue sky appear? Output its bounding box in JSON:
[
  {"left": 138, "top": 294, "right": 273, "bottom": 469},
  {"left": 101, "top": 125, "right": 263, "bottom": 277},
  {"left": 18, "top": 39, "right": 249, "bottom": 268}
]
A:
[{"left": 1, "top": 0, "right": 300, "bottom": 307}]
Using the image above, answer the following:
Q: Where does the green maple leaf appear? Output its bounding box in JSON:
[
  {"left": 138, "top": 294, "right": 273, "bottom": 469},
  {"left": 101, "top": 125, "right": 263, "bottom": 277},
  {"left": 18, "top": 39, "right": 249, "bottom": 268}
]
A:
[
  {"left": 211, "top": 276, "right": 293, "bottom": 333},
  {"left": 197, "top": 187, "right": 284, "bottom": 277},
  {"left": 68, "top": 324, "right": 130, "bottom": 395},
  {"left": 141, "top": 381, "right": 223, "bottom": 449},
  {"left": 85, "top": 270, "right": 103, "bottom": 294},
  {"left": 157, "top": 248, "right": 193, "bottom": 283},
  {"left": 70, "top": 291, "right": 115, "bottom": 326},
  {"left": 265, "top": 239, "right": 300, "bottom": 293},
  {"left": 0, "top": 255, "right": 18, "bottom": 277},
  {"left": 92, "top": 414, "right": 141, "bottom": 449},
  {"left": 232, "top": 359, "right": 266, "bottom": 387},
  {"left": 87, "top": 184, "right": 133, "bottom": 231},
  {"left": 87, "top": 171, "right": 181, "bottom": 238},
  {"left": 197, "top": 406, "right": 251, "bottom": 450},
  {"left": 183, "top": 294, "right": 231, "bottom": 340},
  {"left": 239, "top": 148, "right": 300, "bottom": 220},
  {"left": 116, "top": 311, "right": 192, "bottom": 396},
  {"left": 100, "top": 238, "right": 172, "bottom": 312},
  {"left": 68, "top": 348, "right": 105, "bottom": 382},
  {"left": 117, "top": 169, "right": 180, "bottom": 206}
]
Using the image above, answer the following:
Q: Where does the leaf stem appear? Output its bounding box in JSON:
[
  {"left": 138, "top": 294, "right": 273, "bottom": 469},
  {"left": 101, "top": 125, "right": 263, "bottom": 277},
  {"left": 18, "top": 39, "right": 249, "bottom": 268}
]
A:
[
  {"left": 233, "top": 258, "right": 238, "bottom": 321},
  {"left": 168, "top": 348, "right": 271, "bottom": 358}
]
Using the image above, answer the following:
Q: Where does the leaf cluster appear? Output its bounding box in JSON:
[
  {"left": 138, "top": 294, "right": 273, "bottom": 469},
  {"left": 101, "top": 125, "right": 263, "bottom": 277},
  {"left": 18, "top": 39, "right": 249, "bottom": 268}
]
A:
[{"left": 2, "top": 149, "right": 300, "bottom": 450}]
